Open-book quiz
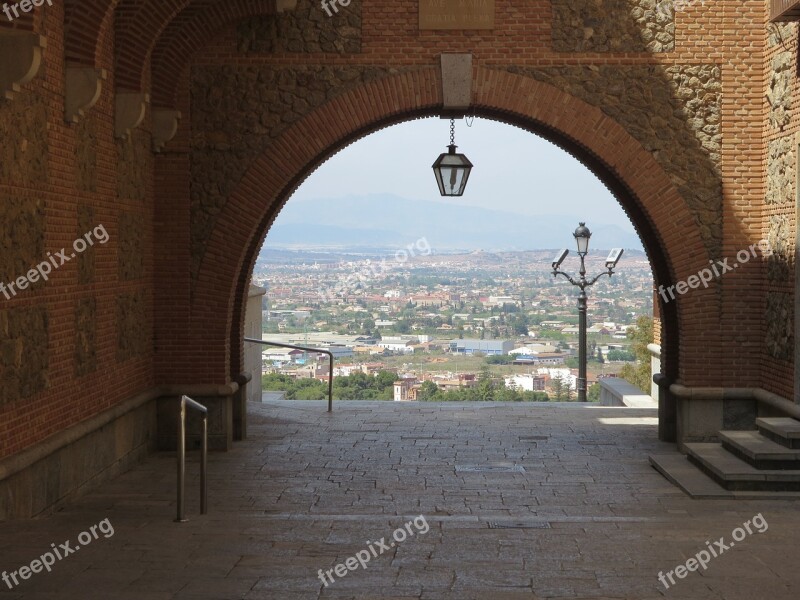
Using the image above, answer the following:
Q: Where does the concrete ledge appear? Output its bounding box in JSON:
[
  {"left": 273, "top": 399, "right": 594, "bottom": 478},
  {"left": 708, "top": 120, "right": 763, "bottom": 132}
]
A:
[
  {"left": 0, "top": 397, "right": 156, "bottom": 520},
  {"left": 657, "top": 383, "right": 800, "bottom": 449},
  {"left": 0, "top": 382, "right": 241, "bottom": 520},
  {"left": 0, "top": 387, "right": 161, "bottom": 482},
  {"left": 599, "top": 378, "right": 657, "bottom": 408}
]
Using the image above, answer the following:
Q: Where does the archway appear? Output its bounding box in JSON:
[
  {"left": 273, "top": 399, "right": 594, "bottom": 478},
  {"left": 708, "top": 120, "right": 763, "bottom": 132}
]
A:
[{"left": 188, "top": 67, "right": 717, "bottom": 441}]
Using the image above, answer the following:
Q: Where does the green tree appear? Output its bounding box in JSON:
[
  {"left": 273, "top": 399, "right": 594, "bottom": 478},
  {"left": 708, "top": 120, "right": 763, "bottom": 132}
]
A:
[
  {"left": 550, "top": 374, "right": 572, "bottom": 402},
  {"left": 476, "top": 366, "right": 495, "bottom": 401},
  {"left": 486, "top": 355, "right": 514, "bottom": 365},
  {"left": 607, "top": 349, "right": 635, "bottom": 361},
  {"left": 619, "top": 316, "right": 654, "bottom": 393},
  {"left": 596, "top": 347, "right": 604, "bottom": 364},
  {"left": 588, "top": 382, "right": 601, "bottom": 402},
  {"left": 418, "top": 381, "right": 441, "bottom": 401}
]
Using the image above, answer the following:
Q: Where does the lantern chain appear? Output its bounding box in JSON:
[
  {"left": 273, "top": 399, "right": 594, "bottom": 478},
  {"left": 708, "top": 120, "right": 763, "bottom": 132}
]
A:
[{"left": 449, "top": 119, "right": 455, "bottom": 146}]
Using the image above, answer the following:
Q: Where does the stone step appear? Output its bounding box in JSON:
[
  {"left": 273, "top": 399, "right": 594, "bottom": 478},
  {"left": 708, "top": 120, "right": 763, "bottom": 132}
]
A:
[
  {"left": 649, "top": 453, "right": 733, "bottom": 498},
  {"left": 685, "top": 443, "right": 800, "bottom": 491},
  {"left": 719, "top": 430, "right": 800, "bottom": 469},
  {"left": 649, "top": 453, "right": 800, "bottom": 499},
  {"left": 756, "top": 417, "right": 800, "bottom": 449}
]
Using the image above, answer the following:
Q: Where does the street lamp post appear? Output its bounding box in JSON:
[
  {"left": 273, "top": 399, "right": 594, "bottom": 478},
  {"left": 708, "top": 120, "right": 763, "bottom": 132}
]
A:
[{"left": 551, "top": 223, "right": 624, "bottom": 402}]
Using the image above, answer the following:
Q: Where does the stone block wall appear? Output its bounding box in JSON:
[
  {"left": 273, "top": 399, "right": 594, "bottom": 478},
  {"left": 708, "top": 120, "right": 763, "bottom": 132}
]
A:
[
  {"left": 238, "top": 0, "right": 362, "bottom": 54},
  {"left": 763, "top": 20, "right": 797, "bottom": 397},
  {"left": 552, "top": 0, "right": 674, "bottom": 53},
  {"left": 0, "top": 306, "right": 49, "bottom": 406}
]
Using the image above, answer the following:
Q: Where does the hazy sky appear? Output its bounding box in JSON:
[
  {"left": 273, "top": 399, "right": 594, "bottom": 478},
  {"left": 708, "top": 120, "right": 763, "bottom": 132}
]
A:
[{"left": 289, "top": 117, "right": 635, "bottom": 231}]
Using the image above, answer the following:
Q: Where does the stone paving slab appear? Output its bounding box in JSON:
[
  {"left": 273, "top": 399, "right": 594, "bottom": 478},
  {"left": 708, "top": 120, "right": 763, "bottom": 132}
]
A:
[{"left": 0, "top": 401, "right": 799, "bottom": 599}]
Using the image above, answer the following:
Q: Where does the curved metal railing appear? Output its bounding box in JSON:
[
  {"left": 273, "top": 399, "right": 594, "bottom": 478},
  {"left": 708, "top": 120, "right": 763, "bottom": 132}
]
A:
[{"left": 244, "top": 337, "right": 334, "bottom": 412}]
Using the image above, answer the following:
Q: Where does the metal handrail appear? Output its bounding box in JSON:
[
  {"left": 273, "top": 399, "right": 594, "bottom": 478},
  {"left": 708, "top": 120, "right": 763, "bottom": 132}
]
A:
[
  {"left": 244, "top": 337, "right": 334, "bottom": 412},
  {"left": 175, "top": 395, "right": 208, "bottom": 523}
]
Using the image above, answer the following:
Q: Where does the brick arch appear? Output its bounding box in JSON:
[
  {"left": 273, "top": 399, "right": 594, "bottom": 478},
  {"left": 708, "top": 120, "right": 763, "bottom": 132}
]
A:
[
  {"left": 113, "top": 0, "right": 194, "bottom": 91},
  {"left": 191, "top": 67, "right": 713, "bottom": 397},
  {"left": 115, "top": 0, "right": 276, "bottom": 92},
  {"left": 151, "top": 0, "right": 276, "bottom": 108},
  {"left": 63, "top": 0, "right": 118, "bottom": 65}
]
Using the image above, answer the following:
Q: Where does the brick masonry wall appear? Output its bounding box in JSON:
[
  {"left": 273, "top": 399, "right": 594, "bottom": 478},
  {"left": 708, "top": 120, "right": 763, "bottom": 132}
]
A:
[
  {"left": 0, "top": 3, "right": 155, "bottom": 458},
  {"left": 182, "top": 0, "right": 768, "bottom": 393},
  {"left": 0, "top": 0, "right": 794, "bottom": 458}
]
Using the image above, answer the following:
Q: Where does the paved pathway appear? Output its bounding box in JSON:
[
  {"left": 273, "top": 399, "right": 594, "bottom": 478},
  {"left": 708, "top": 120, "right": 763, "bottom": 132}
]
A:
[{"left": 0, "top": 401, "right": 798, "bottom": 599}]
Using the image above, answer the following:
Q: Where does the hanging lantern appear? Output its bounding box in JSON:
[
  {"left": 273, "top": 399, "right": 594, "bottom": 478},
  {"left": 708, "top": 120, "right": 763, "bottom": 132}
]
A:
[{"left": 432, "top": 118, "right": 473, "bottom": 196}]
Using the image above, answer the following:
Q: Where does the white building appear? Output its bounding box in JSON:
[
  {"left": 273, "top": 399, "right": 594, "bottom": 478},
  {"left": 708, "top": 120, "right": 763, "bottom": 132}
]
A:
[
  {"left": 509, "top": 343, "right": 558, "bottom": 356},
  {"left": 393, "top": 378, "right": 420, "bottom": 401},
  {"left": 504, "top": 374, "right": 546, "bottom": 392},
  {"left": 538, "top": 367, "right": 578, "bottom": 390},
  {"left": 378, "top": 338, "right": 415, "bottom": 354}
]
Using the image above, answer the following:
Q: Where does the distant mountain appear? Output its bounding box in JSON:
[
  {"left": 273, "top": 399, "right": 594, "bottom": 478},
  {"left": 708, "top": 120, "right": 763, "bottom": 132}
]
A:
[{"left": 264, "top": 194, "right": 643, "bottom": 253}]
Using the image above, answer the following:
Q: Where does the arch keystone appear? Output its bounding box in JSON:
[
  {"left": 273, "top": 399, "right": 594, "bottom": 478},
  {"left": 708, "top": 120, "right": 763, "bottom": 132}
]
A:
[{"left": 440, "top": 53, "right": 472, "bottom": 113}]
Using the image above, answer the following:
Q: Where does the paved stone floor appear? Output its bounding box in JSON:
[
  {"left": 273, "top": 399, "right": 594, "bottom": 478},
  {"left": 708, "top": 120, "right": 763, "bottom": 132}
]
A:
[{"left": 1, "top": 400, "right": 799, "bottom": 599}]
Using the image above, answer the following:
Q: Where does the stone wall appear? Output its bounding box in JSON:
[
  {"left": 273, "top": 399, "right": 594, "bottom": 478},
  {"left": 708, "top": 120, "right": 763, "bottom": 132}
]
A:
[
  {"left": 118, "top": 211, "right": 145, "bottom": 281},
  {"left": 766, "top": 136, "right": 795, "bottom": 207},
  {"left": 768, "top": 51, "right": 793, "bottom": 131},
  {"left": 764, "top": 138, "right": 794, "bottom": 285},
  {"left": 237, "top": 0, "right": 361, "bottom": 54},
  {"left": 189, "top": 65, "right": 404, "bottom": 279},
  {"left": 75, "top": 113, "right": 98, "bottom": 193},
  {"left": 0, "top": 196, "right": 45, "bottom": 289},
  {"left": 767, "top": 214, "right": 792, "bottom": 283},
  {"left": 76, "top": 204, "right": 96, "bottom": 284},
  {"left": 75, "top": 297, "right": 97, "bottom": 377},
  {"left": 0, "top": 306, "right": 49, "bottom": 405},
  {"left": 117, "top": 292, "right": 148, "bottom": 362},
  {"left": 509, "top": 65, "right": 722, "bottom": 254},
  {"left": 0, "top": 91, "right": 48, "bottom": 184},
  {"left": 552, "top": 0, "right": 674, "bottom": 53},
  {"left": 766, "top": 292, "right": 793, "bottom": 361},
  {"left": 116, "top": 129, "right": 151, "bottom": 201},
  {"left": 768, "top": 21, "right": 796, "bottom": 48}
]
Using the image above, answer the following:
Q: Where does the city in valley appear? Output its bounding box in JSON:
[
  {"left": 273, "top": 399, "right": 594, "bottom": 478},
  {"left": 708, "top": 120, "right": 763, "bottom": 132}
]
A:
[{"left": 251, "top": 246, "right": 654, "bottom": 402}]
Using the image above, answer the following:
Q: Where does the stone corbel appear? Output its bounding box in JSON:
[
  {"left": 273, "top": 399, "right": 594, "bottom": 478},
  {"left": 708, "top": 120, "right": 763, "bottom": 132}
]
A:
[
  {"left": 115, "top": 92, "right": 149, "bottom": 140},
  {"left": 65, "top": 66, "right": 107, "bottom": 123},
  {"left": 151, "top": 109, "right": 182, "bottom": 152},
  {"left": 0, "top": 31, "right": 46, "bottom": 101}
]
